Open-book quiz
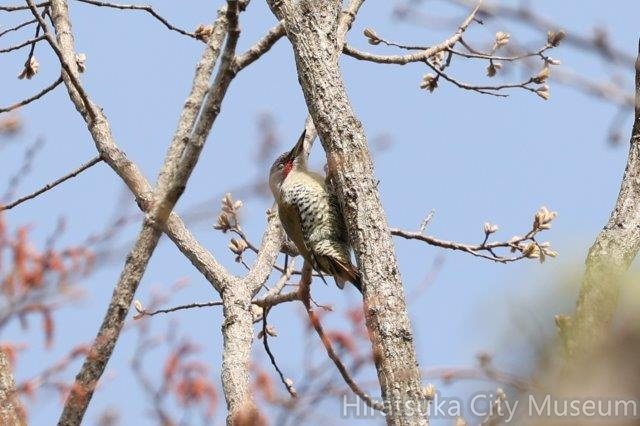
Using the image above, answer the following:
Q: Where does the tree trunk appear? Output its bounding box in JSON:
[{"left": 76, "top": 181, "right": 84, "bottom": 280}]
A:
[
  {"left": 0, "top": 349, "right": 25, "bottom": 426},
  {"left": 273, "top": 1, "right": 427, "bottom": 424},
  {"left": 565, "top": 40, "right": 640, "bottom": 358}
]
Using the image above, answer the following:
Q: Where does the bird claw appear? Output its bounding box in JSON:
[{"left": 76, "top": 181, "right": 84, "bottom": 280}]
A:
[{"left": 266, "top": 208, "right": 278, "bottom": 221}]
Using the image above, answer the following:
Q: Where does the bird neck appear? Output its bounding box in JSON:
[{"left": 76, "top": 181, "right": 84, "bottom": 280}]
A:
[{"left": 292, "top": 156, "right": 308, "bottom": 172}]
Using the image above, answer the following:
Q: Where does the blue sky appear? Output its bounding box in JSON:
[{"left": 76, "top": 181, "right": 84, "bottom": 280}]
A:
[{"left": 2, "top": 0, "right": 640, "bottom": 424}]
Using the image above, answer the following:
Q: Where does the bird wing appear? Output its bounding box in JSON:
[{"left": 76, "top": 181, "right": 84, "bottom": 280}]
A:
[
  {"left": 279, "top": 193, "right": 334, "bottom": 287},
  {"left": 277, "top": 197, "right": 311, "bottom": 261}
]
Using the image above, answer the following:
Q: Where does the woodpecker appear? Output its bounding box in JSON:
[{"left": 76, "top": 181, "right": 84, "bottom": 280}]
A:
[{"left": 269, "top": 130, "right": 362, "bottom": 293}]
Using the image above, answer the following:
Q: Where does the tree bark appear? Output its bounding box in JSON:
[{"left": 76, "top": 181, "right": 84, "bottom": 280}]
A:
[
  {"left": 0, "top": 349, "right": 25, "bottom": 426},
  {"left": 565, "top": 40, "right": 640, "bottom": 357},
  {"left": 220, "top": 283, "right": 256, "bottom": 423},
  {"left": 220, "top": 214, "right": 283, "bottom": 425},
  {"left": 271, "top": 1, "right": 427, "bottom": 424}
]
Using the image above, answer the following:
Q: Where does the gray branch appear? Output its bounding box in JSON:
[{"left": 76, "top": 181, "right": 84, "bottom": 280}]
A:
[
  {"left": 34, "top": 0, "right": 257, "bottom": 423},
  {"left": 29, "top": 0, "right": 289, "bottom": 422}
]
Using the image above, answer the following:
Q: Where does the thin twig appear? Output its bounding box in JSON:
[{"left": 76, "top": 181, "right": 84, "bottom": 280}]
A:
[
  {"left": 73, "top": 0, "right": 197, "bottom": 39},
  {"left": 343, "top": 1, "right": 481, "bottom": 66},
  {"left": 452, "top": 39, "right": 552, "bottom": 62},
  {"left": 261, "top": 307, "right": 297, "bottom": 398},
  {"left": 0, "top": 19, "right": 37, "bottom": 38},
  {"left": 17, "top": 345, "right": 87, "bottom": 393},
  {"left": 344, "top": 0, "right": 558, "bottom": 98},
  {"left": 0, "top": 2, "right": 49, "bottom": 12},
  {"left": 299, "top": 262, "right": 385, "bottom": 413},
  {"left": 344, "top": 43, "right": 537, "bottom": 97},
  {"left": 135, "top": 301, "right": 223, "bottom": 318},
  {"left": 425, "top": 60, "right": 535, "bottom": 96},
  {"left": 0, "top": 75, "right": 63, "bottom": 113},
  {"left": 25, "top": 0, "right": 97, "bottom": 120},
  {"left": 0, "top": 35, "right": 45, "bottom": 53},
  {"left": 442, "top": 0, "right": 634, "bottom": 66},
  {"left": 2, "top": 138, "right": 45, "bottom": 201},
  {"left": 1, "top": 156, "right": 102, "bottom": 211},
  {"left": 130, "top": 333, "right": 174, "bottom": 425},
  {"left": 252, "top": 260, "right": 299, "bottom": 309},
  {"left": 21, "top": 5, "right": 49, "bottom": 78},
  {"left": 389, "top": 224, "right": 552, "bottom": 263}
]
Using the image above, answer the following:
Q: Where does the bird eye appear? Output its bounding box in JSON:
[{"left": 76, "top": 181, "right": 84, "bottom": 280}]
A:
[{"left": 277, "top": 163, "right": 284, "bottom": 170}]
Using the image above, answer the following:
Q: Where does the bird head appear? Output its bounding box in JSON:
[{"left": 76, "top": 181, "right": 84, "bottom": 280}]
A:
[{"left": 269, "top": 129, "right": 306, "bottom": 197}]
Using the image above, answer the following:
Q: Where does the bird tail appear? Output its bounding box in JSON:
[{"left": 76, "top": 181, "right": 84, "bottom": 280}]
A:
[
  {"left": 330, "top": 258, "right": 362, "bottom": 294},
  {"left": 349, "top": 270, "right": 363, "bottom": 294}
]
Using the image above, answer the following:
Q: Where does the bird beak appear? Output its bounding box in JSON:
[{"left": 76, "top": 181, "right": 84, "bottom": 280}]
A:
[{"left": 288, "top": 129, "right": 306, "bottom": 160}]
